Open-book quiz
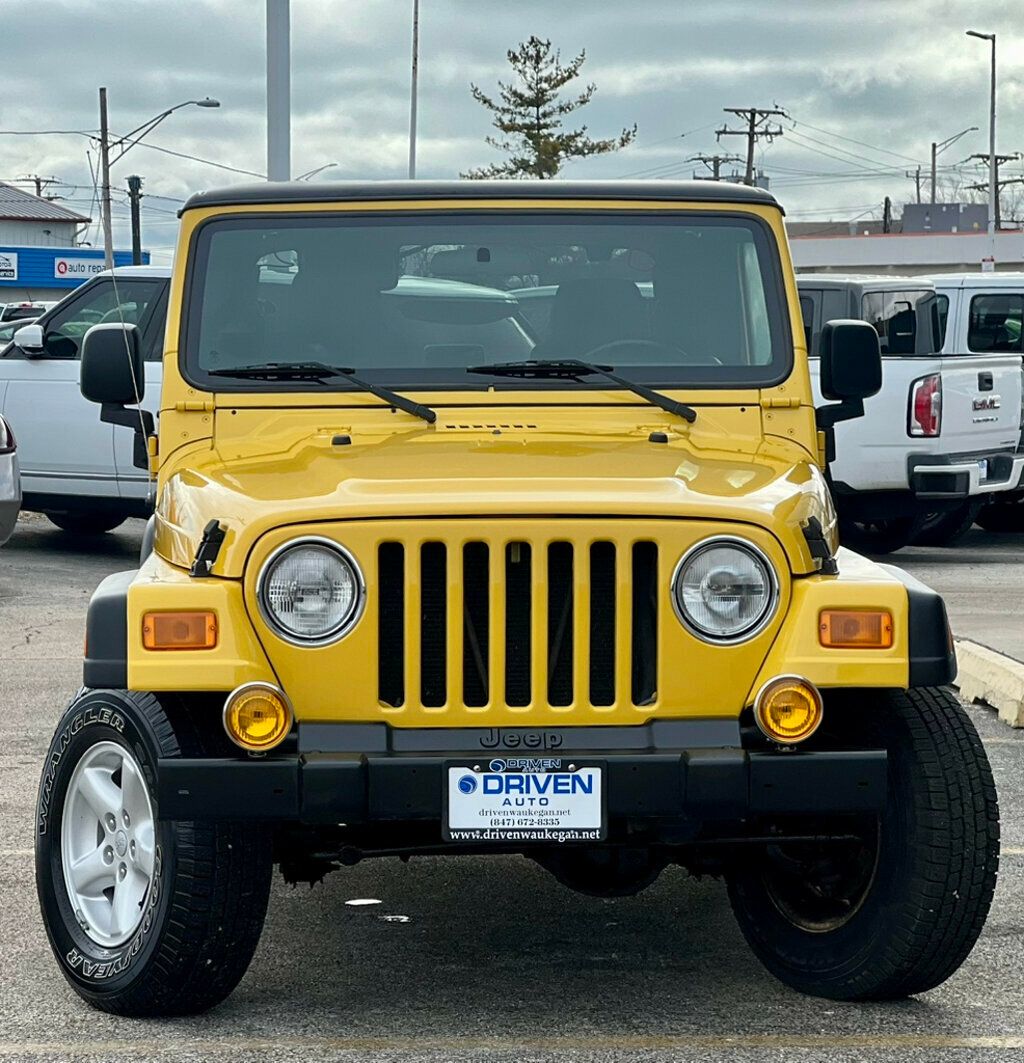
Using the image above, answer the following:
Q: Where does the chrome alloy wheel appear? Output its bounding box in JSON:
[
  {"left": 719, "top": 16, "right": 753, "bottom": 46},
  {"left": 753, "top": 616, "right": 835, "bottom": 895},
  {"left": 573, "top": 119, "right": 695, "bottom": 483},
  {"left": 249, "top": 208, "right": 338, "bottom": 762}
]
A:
[{"left": 60, "top": 741, "right": 156, "bottom": 947}]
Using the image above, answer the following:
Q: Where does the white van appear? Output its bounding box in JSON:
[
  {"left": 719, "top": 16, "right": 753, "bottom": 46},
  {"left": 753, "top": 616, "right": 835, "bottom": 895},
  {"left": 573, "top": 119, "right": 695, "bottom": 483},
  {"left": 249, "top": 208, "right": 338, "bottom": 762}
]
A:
[{"left": 798, "top": 275, "right": 1024, "bottom": 551}]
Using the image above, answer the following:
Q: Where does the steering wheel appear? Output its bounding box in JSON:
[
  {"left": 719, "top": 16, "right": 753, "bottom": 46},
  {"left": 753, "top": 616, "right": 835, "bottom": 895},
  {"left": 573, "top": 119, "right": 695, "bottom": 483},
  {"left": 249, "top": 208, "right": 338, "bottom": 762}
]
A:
[{"left": 578, "top": 338, "right": 720, "bottom": 365}]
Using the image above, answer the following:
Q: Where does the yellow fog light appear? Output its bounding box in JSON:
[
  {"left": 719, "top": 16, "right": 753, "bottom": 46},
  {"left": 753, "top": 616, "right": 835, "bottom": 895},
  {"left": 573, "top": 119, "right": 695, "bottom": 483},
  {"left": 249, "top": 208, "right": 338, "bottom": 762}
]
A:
[
  {"left": 754, "top": 676, "right": 823, "bottom": 745},
  {"left": 223, "top": 684, "right": 293, "bottom": 752}
]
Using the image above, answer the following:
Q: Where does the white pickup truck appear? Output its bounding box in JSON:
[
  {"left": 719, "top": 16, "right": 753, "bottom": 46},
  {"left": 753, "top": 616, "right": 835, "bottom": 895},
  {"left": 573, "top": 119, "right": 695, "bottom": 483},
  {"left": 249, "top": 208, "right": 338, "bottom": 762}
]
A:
[
  {"left": 0, "top": 266, "right": 169, "bottom": 534},
  {"left": 799, "top": 274, "right": 1024, "bottom": 552}
]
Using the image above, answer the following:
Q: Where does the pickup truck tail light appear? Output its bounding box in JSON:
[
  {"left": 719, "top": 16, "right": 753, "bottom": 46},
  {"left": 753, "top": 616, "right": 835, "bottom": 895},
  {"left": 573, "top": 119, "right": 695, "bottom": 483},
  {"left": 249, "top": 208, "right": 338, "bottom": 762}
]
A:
[
  {"left": 0, "top": 415, "right": 14, "bottom": 455},
  {"left": 909, "top": 374, "right": 942, "bottom": 437}
]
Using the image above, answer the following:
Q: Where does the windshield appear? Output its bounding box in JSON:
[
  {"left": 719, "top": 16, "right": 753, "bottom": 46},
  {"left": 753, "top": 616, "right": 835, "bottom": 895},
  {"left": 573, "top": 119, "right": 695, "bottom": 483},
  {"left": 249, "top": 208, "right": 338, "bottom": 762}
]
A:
[{"left": 184, "top": 212, "right": 790, "bottom": 391}]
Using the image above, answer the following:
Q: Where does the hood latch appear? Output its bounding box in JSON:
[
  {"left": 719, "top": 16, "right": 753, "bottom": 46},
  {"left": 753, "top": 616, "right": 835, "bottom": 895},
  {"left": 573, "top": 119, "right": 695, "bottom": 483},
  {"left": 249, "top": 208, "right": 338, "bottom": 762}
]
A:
[{"left": 190, "top": 519, "right": 226, "bottom": 578}]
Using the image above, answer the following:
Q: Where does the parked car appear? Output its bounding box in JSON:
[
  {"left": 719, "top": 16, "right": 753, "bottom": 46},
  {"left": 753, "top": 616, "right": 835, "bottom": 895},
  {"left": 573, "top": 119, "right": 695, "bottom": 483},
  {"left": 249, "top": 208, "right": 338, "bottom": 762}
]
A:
[
  {"left": 0, "top": 413, "right": 20, "bottom": 545},
  {"left": 35, "top": 179, "right": 996, "bottom": 1016},
  {"left": 798, "top": 274, "right": 1023, "bottom": 551},
  {"left": 927, "top": 272, "right": 1024, "bottom": 534},
  {"left": 0, "top": 300, "right": 54, "bottom": 323},
  {"left": 0, "top": 266, "right": 170, "bottom": 533}
]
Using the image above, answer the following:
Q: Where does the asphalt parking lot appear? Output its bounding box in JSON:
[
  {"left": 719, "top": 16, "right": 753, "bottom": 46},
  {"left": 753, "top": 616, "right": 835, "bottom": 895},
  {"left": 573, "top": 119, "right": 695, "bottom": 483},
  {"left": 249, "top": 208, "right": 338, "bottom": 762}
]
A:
[{"left": 1, "top": 515, "right": 1022, "bottom": 1062}]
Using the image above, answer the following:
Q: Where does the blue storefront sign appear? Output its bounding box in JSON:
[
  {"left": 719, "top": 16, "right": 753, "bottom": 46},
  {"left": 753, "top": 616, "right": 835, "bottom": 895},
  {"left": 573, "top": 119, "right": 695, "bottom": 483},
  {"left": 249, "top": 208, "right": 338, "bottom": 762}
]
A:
[{"left": 0, "top": 246, "right": 150, "bottom": 290}]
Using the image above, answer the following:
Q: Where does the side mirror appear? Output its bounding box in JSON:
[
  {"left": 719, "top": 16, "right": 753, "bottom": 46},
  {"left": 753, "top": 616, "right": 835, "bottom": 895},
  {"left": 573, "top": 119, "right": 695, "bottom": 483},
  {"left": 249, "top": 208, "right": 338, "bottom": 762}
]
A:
[
  {"left": 80, "top": 323, "right": 145, "bottom": 405},
  {"left": 80, "top": 323, "right": 153, "bottom": 470},
  {"left": 13, "top": 323, "right": 44, "bottom": 355},
  {"left": 819, "top": 319, "right": 882, "bottom": 401}
]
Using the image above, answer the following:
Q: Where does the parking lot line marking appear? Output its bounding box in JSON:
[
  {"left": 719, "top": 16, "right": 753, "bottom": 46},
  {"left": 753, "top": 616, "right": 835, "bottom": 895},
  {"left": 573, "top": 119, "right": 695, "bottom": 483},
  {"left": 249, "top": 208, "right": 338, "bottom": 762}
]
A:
[
  {"left": 0, "top": 849, "right": 32, "bottom": 857},
  {"left": 3, "top": 1034, "right": 1024, "bottom": 1056},
  {"left": 1004, "top": 846, "right": 1024, "bottom": 856}
]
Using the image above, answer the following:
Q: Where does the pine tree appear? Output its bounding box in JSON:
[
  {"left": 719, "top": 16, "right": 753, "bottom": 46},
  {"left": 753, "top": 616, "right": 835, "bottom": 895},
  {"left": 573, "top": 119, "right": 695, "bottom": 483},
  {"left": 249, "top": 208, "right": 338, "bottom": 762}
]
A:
[{"left": 463, "top": 36, "right": 637, "bottom": 179}]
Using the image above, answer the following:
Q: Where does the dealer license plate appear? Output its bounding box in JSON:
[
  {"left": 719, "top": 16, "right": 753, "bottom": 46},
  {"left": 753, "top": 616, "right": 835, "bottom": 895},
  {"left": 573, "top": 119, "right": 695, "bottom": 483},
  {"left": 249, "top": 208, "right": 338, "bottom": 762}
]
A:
[{"left": 444, "top": 760, "right": 604, "bottom": 842}]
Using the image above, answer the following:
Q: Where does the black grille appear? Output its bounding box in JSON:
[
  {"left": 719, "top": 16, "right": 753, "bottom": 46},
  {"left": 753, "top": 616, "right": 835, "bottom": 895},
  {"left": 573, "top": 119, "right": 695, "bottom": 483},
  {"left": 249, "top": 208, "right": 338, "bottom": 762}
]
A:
[
  {"left": 462, "top": 542, "right": 490, "bottom": 707},
  {"left": 375, "top": 537, "right": 658, "bottom": 710},
  {"left": 504, "top": 542, "right": 532, "bottom": 706},
  {"left": 378, "top": 542, "right": 404, "bottom": 707},
  {"left": 589, "top": 541, "right": 616, "bottom": 705},
  {"left": 419, "top": 543, "right": 447, "bottom": 707}
]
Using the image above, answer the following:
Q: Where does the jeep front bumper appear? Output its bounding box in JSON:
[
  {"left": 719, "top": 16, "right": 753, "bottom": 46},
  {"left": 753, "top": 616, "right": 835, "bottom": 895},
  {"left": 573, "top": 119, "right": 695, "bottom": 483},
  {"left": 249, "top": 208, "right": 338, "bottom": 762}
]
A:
[{"left": 156, "top": 720, "right": 887, "bottom": 825}]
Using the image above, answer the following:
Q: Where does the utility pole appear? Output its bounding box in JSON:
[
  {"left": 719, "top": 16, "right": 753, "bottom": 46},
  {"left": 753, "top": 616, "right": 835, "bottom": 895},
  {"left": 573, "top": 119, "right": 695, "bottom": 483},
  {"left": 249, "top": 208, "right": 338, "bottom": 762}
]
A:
[
  {"left": 906, "top": 167, "right": 922, "bottom": 203},
  {"left": 99, "top": 87, "right": 114, "bottom": 270},
  {"left": 18, "top": 174, "right": 59, "bottom": 199},
  {"left": 716, "top": 107, "right": 786, "bottom": 185},
  {"left": 266, "top": 0, "right": 291, "bottom": 181},
  {"left": 967, "top": 30, "right": 997, "bottom": 267},
  {"left": 408, "top": 0, "right": 419, "bottom": 179},
  {"left": 967, "top": 152, "right": 1020, "bottom": 229},
  {"left": 882, "top": 196, "right": 893, "bottom": 233},
  {"left": 689, "top": 153, "right": 744, "bottom": 180},
  {"left": 126, "top": 175, "right": 143, "bottom": 266}
]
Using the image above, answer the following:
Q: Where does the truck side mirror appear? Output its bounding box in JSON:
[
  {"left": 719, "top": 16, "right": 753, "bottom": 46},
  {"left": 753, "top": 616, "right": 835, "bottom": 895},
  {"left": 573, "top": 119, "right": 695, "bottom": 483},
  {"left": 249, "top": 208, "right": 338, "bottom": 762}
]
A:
[
  {"left": 816, "top": 320, "right": 882, "bottom": 471},
  {"left": 80, "top": 323, "right": 153, "bottom": 470},
  {"left": 80, "top": 323, "right": 145, "bottom": 405},
  {"left": 13, "top": 322, "right": 44, "bottom": 356},
  {"left": 819, "top": 319, "right": 882, "bottom": 401}
]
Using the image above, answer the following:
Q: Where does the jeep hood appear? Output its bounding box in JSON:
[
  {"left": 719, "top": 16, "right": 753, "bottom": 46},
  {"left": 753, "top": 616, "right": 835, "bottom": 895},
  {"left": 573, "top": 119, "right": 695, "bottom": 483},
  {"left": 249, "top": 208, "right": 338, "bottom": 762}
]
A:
[{"left": 154, "top": 412, "right": 834, "bottom": 577}]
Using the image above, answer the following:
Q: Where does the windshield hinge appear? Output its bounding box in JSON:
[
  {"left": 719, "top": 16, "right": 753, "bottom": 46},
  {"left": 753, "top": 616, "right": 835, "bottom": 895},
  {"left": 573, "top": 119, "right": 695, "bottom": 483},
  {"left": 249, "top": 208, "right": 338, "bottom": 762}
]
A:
[
  {"left": 190, "top": 520, "right": 226, "bottom": 578},
  {"left": 760, "top": 396, "right": 802, "bottom": 409},
  {"left": 175, "top": 400, "right": 215, "bottom": 413}
]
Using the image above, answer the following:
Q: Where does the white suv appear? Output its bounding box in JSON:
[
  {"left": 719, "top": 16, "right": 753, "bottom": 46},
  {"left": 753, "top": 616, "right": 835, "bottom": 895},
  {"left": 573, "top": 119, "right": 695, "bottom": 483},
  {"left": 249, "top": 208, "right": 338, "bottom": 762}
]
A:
[{"left": 0, "top": 266, "right": 169, "bottom": 534}]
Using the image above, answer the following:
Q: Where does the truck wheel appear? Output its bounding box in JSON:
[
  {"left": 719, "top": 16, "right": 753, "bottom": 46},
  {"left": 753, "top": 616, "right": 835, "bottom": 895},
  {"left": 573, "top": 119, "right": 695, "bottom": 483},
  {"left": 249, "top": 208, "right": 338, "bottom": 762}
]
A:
[
  {"left": 913, "top": 501, "right": 983, "bottom": 547},
  {"left": 726, "top": 687, "right": 998, "bottom": 1001},
  {"left": 975, "top": 495, "right": 1024, "bottom": 533},
  {"left": 35, "top": 690, "right": 273, "bottom": 1016},
  {"left": 47, "top": 512, "right": 126, "bottom": 535},
  {"left": 838, "top": 516, "right": 925, "bottom": 555}
]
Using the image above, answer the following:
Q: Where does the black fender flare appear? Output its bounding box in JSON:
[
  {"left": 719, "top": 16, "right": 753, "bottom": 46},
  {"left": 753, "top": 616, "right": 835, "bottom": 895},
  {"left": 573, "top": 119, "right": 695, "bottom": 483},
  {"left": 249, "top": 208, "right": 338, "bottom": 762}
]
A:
[
  {"left": 83, "top": 570, "right": 136, "bottom": 688},
  {"left": 879, "top": 564, "right": 957, "bottom": 687}
]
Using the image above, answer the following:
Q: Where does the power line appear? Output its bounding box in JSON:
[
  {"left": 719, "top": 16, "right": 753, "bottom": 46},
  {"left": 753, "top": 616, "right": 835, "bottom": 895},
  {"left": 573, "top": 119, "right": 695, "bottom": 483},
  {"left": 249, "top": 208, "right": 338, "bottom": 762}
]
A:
[{"left": 108, "top": 132, "right": 265, "bottom": 178}]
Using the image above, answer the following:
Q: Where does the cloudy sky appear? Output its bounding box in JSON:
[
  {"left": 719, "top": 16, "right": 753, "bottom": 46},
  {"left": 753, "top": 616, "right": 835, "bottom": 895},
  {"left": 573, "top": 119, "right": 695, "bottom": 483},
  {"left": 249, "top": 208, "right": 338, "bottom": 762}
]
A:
[{"left": 3, "top": 0, "right": 1024, "bottom": 262}]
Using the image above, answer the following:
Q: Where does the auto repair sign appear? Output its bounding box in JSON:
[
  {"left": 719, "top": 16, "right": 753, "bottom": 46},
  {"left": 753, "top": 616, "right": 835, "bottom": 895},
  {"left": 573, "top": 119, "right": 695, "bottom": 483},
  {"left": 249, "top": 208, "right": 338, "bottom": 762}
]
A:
[
  {"left": 0, "top": 253, "right": 17, "bottom": 280},
  {"left": 54, "top": 257, "right": 105, "bottom": 279}
]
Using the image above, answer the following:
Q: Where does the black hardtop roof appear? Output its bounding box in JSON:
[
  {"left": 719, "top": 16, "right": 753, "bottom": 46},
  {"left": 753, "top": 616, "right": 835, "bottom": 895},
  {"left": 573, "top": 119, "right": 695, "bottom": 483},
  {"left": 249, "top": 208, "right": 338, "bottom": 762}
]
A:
[{"left": 180, "top": 179, "right": 782, "bottom": 216}]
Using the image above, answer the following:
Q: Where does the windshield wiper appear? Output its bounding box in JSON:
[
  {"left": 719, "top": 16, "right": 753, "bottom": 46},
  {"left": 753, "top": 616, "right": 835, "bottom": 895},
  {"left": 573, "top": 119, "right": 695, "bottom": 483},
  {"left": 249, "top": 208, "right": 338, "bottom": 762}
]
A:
[
  {"left": 466, "top": 359, "right": 696, "bottom": 424},
  {"left": 207, "top": 362, "right": 436, "bottom": 424}
]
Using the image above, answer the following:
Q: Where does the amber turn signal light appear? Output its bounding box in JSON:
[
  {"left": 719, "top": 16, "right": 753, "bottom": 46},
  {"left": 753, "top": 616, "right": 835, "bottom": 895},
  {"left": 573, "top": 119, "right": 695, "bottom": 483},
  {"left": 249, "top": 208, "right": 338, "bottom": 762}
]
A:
[
  {"left": 142, "top": 611, "right": 217, "bottom": 650},
  {"left": 819, "top": 610, "right": 893, "bottom": 649},
  {"left": 754, "top": 675, "right": 823, "bottom": 745},
  {"left": 223, "top": 684, "right": 293, "bottom": 752}
]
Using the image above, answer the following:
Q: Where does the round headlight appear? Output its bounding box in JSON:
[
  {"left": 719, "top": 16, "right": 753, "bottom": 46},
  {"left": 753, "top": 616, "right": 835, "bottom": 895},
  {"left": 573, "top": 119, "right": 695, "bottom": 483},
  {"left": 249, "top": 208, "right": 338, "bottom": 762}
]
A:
[
  {"left": 258, "top": 539, "right": 364, "bottom": 643},
  {"left": 672, "top": 538, "right": 777, "bottom": 642}
]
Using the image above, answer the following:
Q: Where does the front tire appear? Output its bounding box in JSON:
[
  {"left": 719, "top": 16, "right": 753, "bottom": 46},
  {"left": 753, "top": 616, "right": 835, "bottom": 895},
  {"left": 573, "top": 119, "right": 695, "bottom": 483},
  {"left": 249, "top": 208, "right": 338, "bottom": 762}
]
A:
[
  {"left": 839, "top": 516, "right": 925, "bottom": 555},
  {"left": 913, "top": 501, "right": 983, "bottom": 547},
  {"left": 726, "top": 687, "right": 999, "bottom": 1000},
  {"left": 47, "top": 512, "right": 126, "bottom": 535},
  {"left": 35, "top": 690, "right": 273, "bottom": 1016}
]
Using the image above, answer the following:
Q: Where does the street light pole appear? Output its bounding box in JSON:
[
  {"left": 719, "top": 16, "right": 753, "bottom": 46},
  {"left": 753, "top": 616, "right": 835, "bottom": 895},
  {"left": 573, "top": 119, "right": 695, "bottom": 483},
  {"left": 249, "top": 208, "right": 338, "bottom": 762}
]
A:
[
  {"left": 408, "top": 0, "right": 419, "bottom": 179},
  {"left": 967, "top": 30, "right": 997, "bottom": 268},
  {"left": 99, "top": 87, "right": 115, "bottom": 271},
  {"left": 97, "top": 92, "right": 220, "bottom": 269}
]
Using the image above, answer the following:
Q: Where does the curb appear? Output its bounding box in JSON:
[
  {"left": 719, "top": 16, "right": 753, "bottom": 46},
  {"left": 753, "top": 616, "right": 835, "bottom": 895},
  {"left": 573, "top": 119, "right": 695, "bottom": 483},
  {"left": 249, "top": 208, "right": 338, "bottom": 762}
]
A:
[{"left": 955, "top": 639, "right": 1024, "bottom": 728}]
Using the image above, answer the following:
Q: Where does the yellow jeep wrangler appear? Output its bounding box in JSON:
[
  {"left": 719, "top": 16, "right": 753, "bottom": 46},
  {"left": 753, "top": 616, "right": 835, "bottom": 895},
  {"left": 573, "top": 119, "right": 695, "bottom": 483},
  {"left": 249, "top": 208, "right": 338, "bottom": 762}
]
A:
[{"left": 35, "top": 181, "right": 998, "bottom": 1016}]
